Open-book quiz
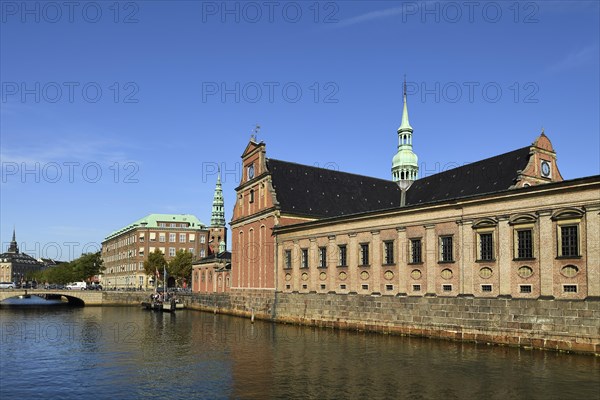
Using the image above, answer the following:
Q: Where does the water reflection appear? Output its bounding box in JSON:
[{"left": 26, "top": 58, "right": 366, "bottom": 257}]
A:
[{"left": 0, "top": 307, "right": 598, "bottom": 400}]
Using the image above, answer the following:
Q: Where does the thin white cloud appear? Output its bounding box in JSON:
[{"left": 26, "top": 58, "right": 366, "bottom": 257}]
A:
[
  {"left": 1, "top": 135, "right": 140, "bottom": 166},
  {"left": 545, "top": 44, "right": 598, "bottom": 74},
  {"left": 335, "top": 6, "right": 407, "bottom": 28}
]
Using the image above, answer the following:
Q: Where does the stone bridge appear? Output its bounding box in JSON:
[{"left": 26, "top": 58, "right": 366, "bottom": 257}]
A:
[{"left": 0, "top": 289, "right": 104, "bottom": 306}]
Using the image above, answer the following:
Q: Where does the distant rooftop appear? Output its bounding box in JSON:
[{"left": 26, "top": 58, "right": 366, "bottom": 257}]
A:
[{"left": 104, "top": 214, "right": 205, "bottom": 241}]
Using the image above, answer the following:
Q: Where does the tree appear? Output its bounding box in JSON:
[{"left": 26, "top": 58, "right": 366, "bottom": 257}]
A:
[
  {"left": 38, "top": 252, "right": 104, "bottom": 284},
  {"left": 144, "top": 249, "right": 167, "bottom": 285},
  {"left": 169, "top": 250, "right": 193, "bottom": 286},
  {"left": 71, "top": 252, "right": 104, "bottom": 281}
]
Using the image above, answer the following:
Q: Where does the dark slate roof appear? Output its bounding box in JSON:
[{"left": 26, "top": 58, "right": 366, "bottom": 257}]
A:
[
  {"left": 406, "top": 146, "right": 531, "bottom": 205},
  {"left": 267, "top": 159, "right": 400, "bottom": 218},
  {"left": 0, "top": 251, "right": 43, "bottom": 266}
]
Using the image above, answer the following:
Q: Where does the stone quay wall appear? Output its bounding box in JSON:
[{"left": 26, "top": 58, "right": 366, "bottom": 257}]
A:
[{"left": 102, "top": 290, "right": 600, "bottom": 355}]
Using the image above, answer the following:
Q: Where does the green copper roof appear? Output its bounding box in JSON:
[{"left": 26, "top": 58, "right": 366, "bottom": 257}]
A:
[
  {"left": 104, "top": 213, "right": 205, "bottom": 241},
  {"left": 397, "top": 92, "right": 413, "bottom": 132},
  {"left": 392, "top": 149, "right": 418, "bottom": 166},
  {"left": 392, "top": 79, "right": 419, "bottom": 182}
]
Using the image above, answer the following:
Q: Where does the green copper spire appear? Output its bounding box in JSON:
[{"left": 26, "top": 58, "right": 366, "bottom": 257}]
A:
[
  {"left": 398, "top": 79, "right": 413, "bottom": 132},
  {"left": 210, "top": 170, "right": 225, "bottom": 227},
  {"left": 392, "top": 77, "right": 419, "bottom": 184}
]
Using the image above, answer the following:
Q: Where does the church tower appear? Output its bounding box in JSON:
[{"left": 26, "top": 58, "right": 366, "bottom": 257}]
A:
[
  {"left": 391, "top": 79, "right": 419, "bottom": 183},
  {"left": 209, "top": 171, "right": 227, "bottom": 255},
  {"left": 7, "top": 228, "right": 19, "bottom": 254}
]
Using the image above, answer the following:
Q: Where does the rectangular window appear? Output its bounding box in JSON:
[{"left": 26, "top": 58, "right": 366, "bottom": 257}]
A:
[
  {"left": 338, "top": 245, "right": 347, "bottom": 266},
  {"left": 440, "top": 236, "right": 453, "bottom": 262},
  {"left": 200, "top": 235, "right": 206, "bottom": 244},
  {"left": 179, "top": 233, "right": 186, "bottom": 243},
  {"left": 517, "top": 229, "right": 533, "bottom": 259},
  {"left": 385, "top": 284, "right": 393, "bottom": 291},
  {"left": 384, "top": 241, "right": 394, "bottom": 264},
  {"left": 302, "top": 284, "right": 307, "bottom": 290},
  {"left": 159, "top": 233, "right": 166, "bottom": 243},
  {"left": 169, "top": 247, "right": 176, "bottom": 257},
  {"left": 411, "top": 239, "right": 422, "bottom": 263},
  {"left": 284, "top": 250, "right": 292, "bottom": 269},
  {"left": 412, "top": 284, "right": 421, "bottom": 292},
  {"left": 285, "top": 284, "right": 291, "bottom": 290},
  {"left": 340, "top": 284, "right": 347, "bottom": 290},
  {"left": 560, "top": 225, "right": 579, "bottom": 257},
  {"left": 188, "top": 248, "right": 194, "bottom": 254},
  {"left": 320, "top": 284, "right": 326, "bottom": 290},
  {"left": 301, "top": 249, "right": 308, "bottom": 269},
  {"left": 481, "top": 284, "right": 492, "bottom": 292},
  {"left": 200, "top": 249, "right": 206, "bottom": 258},
  {"left": 170, "top": 223, "right": 176, "bottom": 227},
  {"left": 360, "top": 243, "right": 369, "bottom": 266},
  {"left": 189, "top": 234, "right": 196, "bottom": 242},
  {"left": 169, "top": 233, "right": 176, "bottom": 243},
  {"left": 319, "top": 247, "right": 327, "bottom": 268},
  {"left": 442, "top": 284, "right": 452, "bottom": 292},
  {"left": 361, "top": 284, "right": 369, "bottom": 291},
  {"left": 563, "top": 285, "right": 577, "bottom": 293},
  {"left": 159, "top": 223, "right": 166, "bottom": 227},
  {"left": 519, "top": 285, "right": 532, "bottom": 293},
  {"left": 150, "top": 232, "right": 156, "bottom": 242},
  {"left": 479, "top": 233, "right": 494, "bottom": 261}
]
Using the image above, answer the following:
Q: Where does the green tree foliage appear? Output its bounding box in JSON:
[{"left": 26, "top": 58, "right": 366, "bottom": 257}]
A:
[
  {"left": 144, "top": 248, "right": 167, "bottom": 282},
  {"left": 168, "top": 250, "right": 193, "bottom": 286},
  {"left": 38, "top": 252, "right": 104, "bottom": 284}
]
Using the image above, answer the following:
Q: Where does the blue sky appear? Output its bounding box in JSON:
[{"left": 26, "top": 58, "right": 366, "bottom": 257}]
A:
[{"left": 1, "top": 1, "right": 599, "bottom": 260}]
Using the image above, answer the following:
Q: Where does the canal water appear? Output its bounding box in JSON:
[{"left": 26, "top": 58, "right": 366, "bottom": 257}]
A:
[{"left": 0, "top": 300, "right": 598, "bottom": 400}]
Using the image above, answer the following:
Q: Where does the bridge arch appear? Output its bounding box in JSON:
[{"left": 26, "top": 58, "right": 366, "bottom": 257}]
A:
[{"left": 0, "top": 290, "right": 102, "bottom": 306}]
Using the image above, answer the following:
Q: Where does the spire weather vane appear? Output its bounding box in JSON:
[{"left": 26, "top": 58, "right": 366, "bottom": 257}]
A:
[{"left": 251, "top": 124, "right": 261, "bottom": 141}]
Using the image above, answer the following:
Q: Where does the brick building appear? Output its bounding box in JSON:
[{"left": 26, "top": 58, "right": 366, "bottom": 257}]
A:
[
  {"left": 228, "top": 86, "right": 599, "bottom": 300},
  {"left": 101, "top": 214, "right": 209, "bottom": 289},
  {"left": 192, "top": 171, "right": 231, "bottom": 293}
]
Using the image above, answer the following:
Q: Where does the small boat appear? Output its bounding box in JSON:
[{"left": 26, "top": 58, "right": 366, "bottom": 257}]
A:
[{"left": 141, "top": 297, "right": 184, "bottom": 313}]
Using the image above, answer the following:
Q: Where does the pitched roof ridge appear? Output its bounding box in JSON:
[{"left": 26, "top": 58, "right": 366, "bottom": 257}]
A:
[
  {"left": 414, "top": 145, "right": 530, "bottom": 182},
  {"left": 267, "top": 158, "right": 396, "bottom": 184}
]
